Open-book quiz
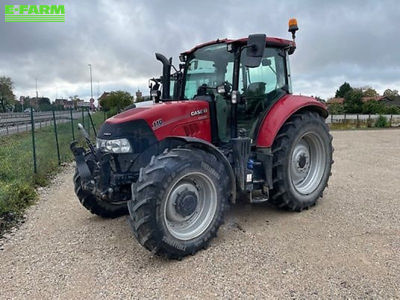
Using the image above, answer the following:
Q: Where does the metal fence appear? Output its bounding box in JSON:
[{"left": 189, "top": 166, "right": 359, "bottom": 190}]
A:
[
  {"left": 327, "top": 114, "right": 400, "bottom": 127},
  {"left": 0, "top": 110, "right": 90, "bottom": 137},
  {"left": 0, "top": 108, "right": 101, "bottom": 175}
]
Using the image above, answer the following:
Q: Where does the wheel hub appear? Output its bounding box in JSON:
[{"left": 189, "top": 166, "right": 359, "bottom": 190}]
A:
[
  {"left": 293, "top": 142, "right": 310, "bottom": 174},
  {"left": 289, "top": 132, "right": 327, "bottom": 195},
  {"left": 164, "top": 172, "right": 218, "bottom": 241},
  {"left": 175, "top": 190, "right": 198, "bottom": 217},
  {"left": 297, "top": 153, "right": 309, "bottom": 172}
]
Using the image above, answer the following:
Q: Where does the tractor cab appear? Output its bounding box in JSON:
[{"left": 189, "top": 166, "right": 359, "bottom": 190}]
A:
[{"left": 152, "top": 32, "right": 297, "bottom": 145}]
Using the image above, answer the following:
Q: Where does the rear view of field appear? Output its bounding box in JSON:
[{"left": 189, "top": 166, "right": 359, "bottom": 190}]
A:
[{"left": 0, "top": 129, "right": 399, "bottom": 299}]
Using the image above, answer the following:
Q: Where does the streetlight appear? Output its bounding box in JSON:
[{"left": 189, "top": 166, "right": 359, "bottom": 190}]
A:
[{"left": 88, "top": 64, "right": 93, "bottom": 100}]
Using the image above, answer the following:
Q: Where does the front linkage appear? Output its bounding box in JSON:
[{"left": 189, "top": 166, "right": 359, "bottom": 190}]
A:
[{"left": 70, "top": 124, "right": 132, "bottom": 217}]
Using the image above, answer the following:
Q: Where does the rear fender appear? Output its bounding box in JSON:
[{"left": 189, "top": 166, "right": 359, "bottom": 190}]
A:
[{"left": 256, "top": 94, "right": 328, "bottom": 148}]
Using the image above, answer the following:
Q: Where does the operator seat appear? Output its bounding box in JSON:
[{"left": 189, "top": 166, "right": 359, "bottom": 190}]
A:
[{"left": 243, "top": 82, "right": 266, "bottom": 114}]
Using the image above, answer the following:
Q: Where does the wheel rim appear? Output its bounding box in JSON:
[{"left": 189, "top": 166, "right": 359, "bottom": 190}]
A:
[
  {"left": 163, "top": 172, "right": 217, "bottom": 241},
  {"left": 289, "top": 132, "right": 326, "bottom": 195}
]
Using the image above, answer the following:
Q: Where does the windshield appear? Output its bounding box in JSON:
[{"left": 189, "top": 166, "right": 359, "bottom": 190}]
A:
[{"left": 184, "top": 44, "right": 234, "bottom": 99}]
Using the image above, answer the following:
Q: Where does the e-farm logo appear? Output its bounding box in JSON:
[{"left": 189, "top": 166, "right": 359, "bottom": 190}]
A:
[{"left": 4, "top": 4, "right": 65, "bottom": 23}]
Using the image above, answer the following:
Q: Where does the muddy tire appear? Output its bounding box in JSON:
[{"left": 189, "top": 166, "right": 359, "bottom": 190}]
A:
[
  {"left": 128, "top": 147, "right": 229, "bottom": 259},
  {"left": 270, "top": 111, "right": 333, "bottom": 211}
]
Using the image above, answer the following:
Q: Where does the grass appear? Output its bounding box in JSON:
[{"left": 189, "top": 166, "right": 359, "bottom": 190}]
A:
[{"left": 0, "top": 111, "right": 105, "bottom": 235}]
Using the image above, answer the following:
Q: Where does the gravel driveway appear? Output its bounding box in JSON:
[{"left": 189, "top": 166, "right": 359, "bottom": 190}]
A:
[{"left": 1, "top": 129, "right": 399, "bottom": 299}]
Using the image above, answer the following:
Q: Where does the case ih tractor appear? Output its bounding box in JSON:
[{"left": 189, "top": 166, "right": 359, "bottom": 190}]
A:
[{"left": 72, "top": 19, "right": 333, "bottom": 259}]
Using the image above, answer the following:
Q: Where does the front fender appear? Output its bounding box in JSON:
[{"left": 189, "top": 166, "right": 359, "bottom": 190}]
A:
[
  {"left": 129, "top": 136, "right": 236, "bottom": 203},
  {"left": 164, "top": 136, "right": 236, "bottom": 203},
  {"left": 256, "top": 94, "right": 328, "bottom": 148}
]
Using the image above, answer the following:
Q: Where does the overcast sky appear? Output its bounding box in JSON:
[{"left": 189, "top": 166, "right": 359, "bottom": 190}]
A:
[{"left": 1, "top": 0, "right": 399, "bottom": 101}]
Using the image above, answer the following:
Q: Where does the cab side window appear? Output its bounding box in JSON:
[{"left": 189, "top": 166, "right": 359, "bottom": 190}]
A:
[{"left": 237, "top": 48, "right": 287, "bottom": 135}]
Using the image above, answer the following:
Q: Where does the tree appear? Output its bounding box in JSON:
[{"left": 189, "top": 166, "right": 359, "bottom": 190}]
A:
[
  {"left": 38, "top": 97, "right": 52, "bottom": 111},
  {"left": 361, "top": 100, "right": 386, "bottom": 114},
  {"left": 335, "top": 82, "right": 352, "bottom": 98},
  {"left": 383, "top": 89, "right": 399, "bottom": 100},
  {"left": 69, "top": 95, "right": 81, "bottom": 109},
  {"left": 362, "top": 87, "right": 379, "bottom": 97},
  {"left": 13, "top": 102, "right": 23, "bottom": 112},
  {"left": 343, "top": 89, "right": 363, "bottom": 113},
  {"left": 328, "top": 103, "right": 345, "bottom": 114},
  {"left": 99, "top": 90, "right": 133, "bottom": 113},
  {"left": 384, "top": 105, "right": 400, "bottom": 115},
  {"left": 0, "top": 76, "right": 16, "bottom": 112}
]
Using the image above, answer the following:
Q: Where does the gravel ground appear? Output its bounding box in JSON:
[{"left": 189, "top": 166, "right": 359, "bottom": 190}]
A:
[{"left": 0, "top": 129, "right": 399, "bottom": 299}]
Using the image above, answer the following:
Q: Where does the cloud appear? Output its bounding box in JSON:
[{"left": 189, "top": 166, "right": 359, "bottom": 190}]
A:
[{"left": 0, "top": 0, "right": 399, "bottom": 100}]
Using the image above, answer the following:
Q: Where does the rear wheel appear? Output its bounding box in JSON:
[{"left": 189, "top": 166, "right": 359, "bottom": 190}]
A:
[
  {"left": 270, "top": 111, "right": 333, "bottom": 211},
  {"left": 128, "top": 147, "right": 229, "bottom": 259}
]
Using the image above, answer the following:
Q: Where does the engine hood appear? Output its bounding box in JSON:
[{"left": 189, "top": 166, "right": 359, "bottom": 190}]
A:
[{"left": 105, "top": 100, "right": 211, "bottom": 142}]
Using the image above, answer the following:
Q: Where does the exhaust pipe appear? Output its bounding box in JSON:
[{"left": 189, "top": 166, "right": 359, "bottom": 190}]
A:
[{"left": 155, "top": 53, "right": 171, "bottom": 100}]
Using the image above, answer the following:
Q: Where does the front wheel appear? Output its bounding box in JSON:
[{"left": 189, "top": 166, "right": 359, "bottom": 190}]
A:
[
  {"left": 270, "top": 111, "right": 333, "bottom": 211},
  {"left": 128, "top": 147, "right": 229, "bottom": 259},
  {"left": 74, "top": 171, "right": 128, "bottom": 218}
]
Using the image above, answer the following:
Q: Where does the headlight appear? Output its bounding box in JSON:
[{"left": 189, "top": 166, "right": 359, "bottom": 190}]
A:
[{"left": 96, "top": 138, "right": 132, "bottom": 153}]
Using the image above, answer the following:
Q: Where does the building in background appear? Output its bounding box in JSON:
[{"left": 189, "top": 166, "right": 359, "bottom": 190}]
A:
[{"left": 55, "top": 98, "right": 74, "bottom": 110}]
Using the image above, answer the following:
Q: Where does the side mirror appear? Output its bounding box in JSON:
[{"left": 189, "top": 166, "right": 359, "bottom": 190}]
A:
[{"left": 244, "top": 34, "right": 266, "bottom": 68}]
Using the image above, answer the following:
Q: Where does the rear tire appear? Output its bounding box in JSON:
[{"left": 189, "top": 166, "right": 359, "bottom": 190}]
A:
[
  {"left": 270, "top": 111, "right": 333, "bottom": 211},
  {"left": 73, "top": 168, "right": 128, "bottom": 218},
  {"left": 128, "top": 147, "right": 229, "bottom": 259}
]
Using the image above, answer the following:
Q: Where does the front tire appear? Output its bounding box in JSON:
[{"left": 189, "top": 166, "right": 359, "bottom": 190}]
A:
[
  {"left": 270, "top": 111, "right": 333, "bottom": 211},
  {"left": 128, "top": 147, "right": 229, "bottom": 259},
  {"left": 74, "top": 171, "right": 128, "bottom": 218}
]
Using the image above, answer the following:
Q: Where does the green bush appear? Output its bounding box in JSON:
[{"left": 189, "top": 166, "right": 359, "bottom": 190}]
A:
[
  {"left": 328, "top": 103, "right": 345, "bottom": 114},
  {"left": 362, "top": 100, "right": 386, "bottom": 114},
  {"left": 375, "top": 115, "right": 388, "bottom": 128},
  {"left": 384, "top": 105, "right": 400, "bottom": 115}
]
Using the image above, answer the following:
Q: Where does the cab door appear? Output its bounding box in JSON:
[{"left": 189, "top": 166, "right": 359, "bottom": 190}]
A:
[{"left": 237, "top": 47, "right": 288, "bottom": 138}]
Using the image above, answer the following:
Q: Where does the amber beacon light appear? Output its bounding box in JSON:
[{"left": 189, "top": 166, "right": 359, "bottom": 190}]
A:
[{"left": 288, "top": 18, "right": 299, "bottom": 40}]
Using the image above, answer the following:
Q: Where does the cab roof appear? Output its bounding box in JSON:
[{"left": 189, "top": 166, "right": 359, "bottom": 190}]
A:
[{"left": 182, "top": 37, "right": 295, "bottom": 55}]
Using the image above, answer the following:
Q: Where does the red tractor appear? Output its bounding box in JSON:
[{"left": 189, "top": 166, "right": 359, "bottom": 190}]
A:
[{"left": 71, "top": 19, "right": 333, "bottom": 259}]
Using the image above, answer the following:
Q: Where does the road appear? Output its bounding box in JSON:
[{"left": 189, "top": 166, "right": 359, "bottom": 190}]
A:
[{"left": 0, "top": 129, "right": 399, "bottom": 298}]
